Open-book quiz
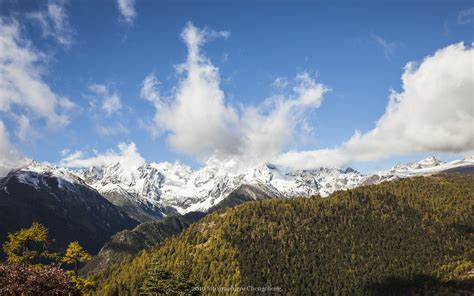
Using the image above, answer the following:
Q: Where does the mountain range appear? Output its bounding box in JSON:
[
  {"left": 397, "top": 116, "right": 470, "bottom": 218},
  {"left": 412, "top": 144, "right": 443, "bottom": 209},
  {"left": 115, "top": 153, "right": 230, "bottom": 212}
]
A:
[
  {"left": 0, "top": 155, "right": 472, "bottom": 257},
  {"left": 72, "top": 155, "right": 473, "bottom": 221}
]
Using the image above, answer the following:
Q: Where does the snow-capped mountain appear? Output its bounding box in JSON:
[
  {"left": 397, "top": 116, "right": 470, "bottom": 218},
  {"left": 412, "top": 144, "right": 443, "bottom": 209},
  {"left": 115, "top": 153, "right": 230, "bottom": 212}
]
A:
[
  {"left": 0, "top": 161, "right": 138, "bottom": 255},
  {"left": 72, "top": 159, "right": 366, "bottom": 218},
  {"left": 364, "top": 156, "right": 474, "bottom": 184},
  {"left": 9, "top": 156, "right": 473, "bottom": 222}
]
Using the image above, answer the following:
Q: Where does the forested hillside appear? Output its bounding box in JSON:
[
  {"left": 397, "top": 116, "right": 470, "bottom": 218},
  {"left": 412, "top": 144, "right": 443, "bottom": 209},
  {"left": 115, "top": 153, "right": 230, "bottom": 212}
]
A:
[{"left": 92, "top": 174, "right": 474, "bottom": 295}]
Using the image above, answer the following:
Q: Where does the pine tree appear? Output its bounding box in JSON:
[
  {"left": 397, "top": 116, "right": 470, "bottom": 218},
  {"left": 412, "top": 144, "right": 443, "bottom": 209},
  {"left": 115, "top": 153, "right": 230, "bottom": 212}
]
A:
[{"left": 139, "top": 260, "right": 173, "bottom": 295}]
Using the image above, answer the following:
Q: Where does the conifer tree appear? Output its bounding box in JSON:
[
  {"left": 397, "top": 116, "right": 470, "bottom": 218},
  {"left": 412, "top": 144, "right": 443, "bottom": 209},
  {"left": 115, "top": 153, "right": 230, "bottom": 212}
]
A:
[
  {"left": 62, "top": 241, "right": 92, "bottom": 276},
  {"left": 62, "top": 241, "right": 94, "bottom": 294},
  {"left": 2, "top": 222, "right": 53, "bottom": 265}
]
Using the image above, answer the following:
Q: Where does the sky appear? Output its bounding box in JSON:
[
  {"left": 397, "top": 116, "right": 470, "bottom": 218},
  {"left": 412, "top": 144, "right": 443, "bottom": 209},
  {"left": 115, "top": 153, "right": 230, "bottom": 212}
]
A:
[{"left": 0, "top": 0, "right": 473, "bottom": 175}]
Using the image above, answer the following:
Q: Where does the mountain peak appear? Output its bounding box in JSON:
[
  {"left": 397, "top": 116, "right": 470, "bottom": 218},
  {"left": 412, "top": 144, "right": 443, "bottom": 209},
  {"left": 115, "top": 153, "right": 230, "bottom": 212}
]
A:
[
  {"left": 5, "top": 155, "right": 471, "bottom": 220},
  {"left": 417, "top": 156, "right": 441, "bottom": 166}
]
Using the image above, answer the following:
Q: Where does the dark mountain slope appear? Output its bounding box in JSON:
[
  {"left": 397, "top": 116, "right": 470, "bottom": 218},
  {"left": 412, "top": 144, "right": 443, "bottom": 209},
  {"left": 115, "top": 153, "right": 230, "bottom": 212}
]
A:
[
  {"left": 92, "top": 174, "right": 474, "bottom": 295},
  {"left": 208, "top": 183, "right": 280, "bottom": 212},
  {"left": 0, "top": 170, "right": 138, "bottom": 256},
  {"left": 80, "top": 211, "right": 205, "bottom": 275},
  {"left": 82, "top": 184, "right": 271, "bottom": 275}
]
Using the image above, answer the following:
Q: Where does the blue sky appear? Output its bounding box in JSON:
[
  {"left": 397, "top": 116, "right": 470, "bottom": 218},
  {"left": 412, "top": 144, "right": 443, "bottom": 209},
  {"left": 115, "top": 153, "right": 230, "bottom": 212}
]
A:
[{"left": 0, "top": 0, "right": 472, "bottom": 173}]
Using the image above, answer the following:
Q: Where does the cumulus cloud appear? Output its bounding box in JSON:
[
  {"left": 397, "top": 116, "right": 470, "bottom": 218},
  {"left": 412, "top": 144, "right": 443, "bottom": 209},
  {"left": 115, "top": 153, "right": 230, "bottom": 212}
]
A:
[
  {"left": 140, "top": 22, "right": 328, "bottom": 167},
  {"left": 59, "top": 142, "right": 145, "bottom": 168},
  {"left": 89, "top": 84, "right": 122, "bottom": 116},
  {"left": 28, "top": 0, "right": 73, "bottom": 46},
  {"left": 140, "top": 22, "right": 239, "bottom": 159},
  {"left": 117, "top": 0, "right": 136, "bottom": 24},
  {"left": 275, "top": 42, "right": 474, "bottom": 169},
  {"left": 240, "top": 73, "right": 328, "bottom": 165},
  {"left": 0, "top": 18, "right": 73, "bottom": 130},
  {"left": 0, "top": 121, "right": 27, "bottom": 177}
]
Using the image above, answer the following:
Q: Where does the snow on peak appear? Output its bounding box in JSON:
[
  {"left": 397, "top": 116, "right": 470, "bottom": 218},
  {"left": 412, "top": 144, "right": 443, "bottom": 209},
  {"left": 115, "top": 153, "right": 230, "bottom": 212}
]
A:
[
  {"left": 417, "top": 156, "right": 441, "bottom": 167},
  {"left": 4, "top": 155, "right": 471, "bottom": 216},
  {"left": 7, "top": 160, "right": 87, "bottom": 191},
  {"left": 73, "top": 159, "right": 368, "bottom": 214}
]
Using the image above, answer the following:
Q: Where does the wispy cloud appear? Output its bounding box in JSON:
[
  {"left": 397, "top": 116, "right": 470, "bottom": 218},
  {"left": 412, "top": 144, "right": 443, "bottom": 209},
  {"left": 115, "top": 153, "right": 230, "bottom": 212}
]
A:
[
  {"left": 87, "top": 83, "right": 130, "bottom": 136},
  {"left": 89, "top": 84, "right": 123, "bottom": 116},
  {"left": 28, "top": 0, "right": 73, "bottom": 46},
  {"left": 370, "top": 32, "right": 397, "bottom": 60},
  {"left": 97, "top": 123, "right": 130, "bottom": 136},
  {"left": 117, "top": 0, "right": 136, "bottom": 25},
  {"left": 457, "top": 7, "right": 474, "bottom": 24}
]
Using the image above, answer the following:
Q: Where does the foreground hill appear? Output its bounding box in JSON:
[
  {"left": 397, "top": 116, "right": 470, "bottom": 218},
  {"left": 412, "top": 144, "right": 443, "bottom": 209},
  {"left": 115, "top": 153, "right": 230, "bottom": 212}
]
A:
[
  {"left": 81, "top": 184, "right": 275, "bottom": 275},
  {"left": 0, "top": 164, "right": 138, "bottom": 255},
  {"left": 92, "top": 173, "right": 474, "bottom": 295}
]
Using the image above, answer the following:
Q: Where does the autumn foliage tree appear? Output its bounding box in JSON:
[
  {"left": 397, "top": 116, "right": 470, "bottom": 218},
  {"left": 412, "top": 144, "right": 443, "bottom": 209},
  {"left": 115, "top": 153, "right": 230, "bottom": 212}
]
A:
[
  {"left": 62, "top": 241, "right": 94, "bottom": 294},
  {"left": 63, "top": 241, "right": 92, "bottom": 276},
  {"left": 1, "top": 223, "right": 95, "bottom": 295},
  {"left": 2, "top": 222, "right": 55, "bottom": 265}
]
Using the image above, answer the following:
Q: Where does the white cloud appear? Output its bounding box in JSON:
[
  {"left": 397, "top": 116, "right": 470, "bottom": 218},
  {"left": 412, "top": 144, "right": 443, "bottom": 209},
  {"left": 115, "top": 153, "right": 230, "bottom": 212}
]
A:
[
  {"left": 371, "top": 33, "right": 397, "bottom": 59},
  {"left": 28, "top": 0, "right": 73, "bottom": 46},
  {"left": 60, "top": 148, "right": 70, "bottom": 156},
  {"left": 102, "top": 93, "right": 122, "bottom": 115},
  {"left": 240, "top": 72, "right": 328, "bottom": 165},
  {"left": 140, "top": 22, "right": 328, "bottom": 167},
  {"left": 0, "top": 18, "right": 73, "bottom": 129},
  {"left": 457, "top": 7, "right": 474, "bottom": 24},
  {"left": 140, "top": 22, "right": 240, "bottom": 159},
  {"left": 89, "top": 84, "right": 122, "bottom": 116},
  {"left": 59, "top": 142, "right": 145, "bottom": 168},
  {"left": 0, "top": 121, "right": 27, "bottom": 177},
  {"left": 275, "top": 42, "right": 474, "bottom": 169},
  {"left": 117, "top": 0, "right": 136, "bottom": 24}
]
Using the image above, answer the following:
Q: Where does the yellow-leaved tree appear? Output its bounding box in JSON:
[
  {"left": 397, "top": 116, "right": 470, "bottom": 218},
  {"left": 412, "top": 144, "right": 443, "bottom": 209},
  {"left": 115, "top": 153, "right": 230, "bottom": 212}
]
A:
[
  {"left": 62, "top": 241, "right": 94, "bottom": 294},
  {"left": 2, "top": 222, "right": 54, "bottom": 265}
]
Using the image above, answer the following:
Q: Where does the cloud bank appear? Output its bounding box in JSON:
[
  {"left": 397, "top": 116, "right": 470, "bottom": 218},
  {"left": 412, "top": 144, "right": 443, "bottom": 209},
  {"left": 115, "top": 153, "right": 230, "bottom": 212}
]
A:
[
  {"left": 140, "top": 22, "right": 328, "bottom": 169},
  {"left": 275, "top": 42, "right": 474, "bottom": 169}
]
